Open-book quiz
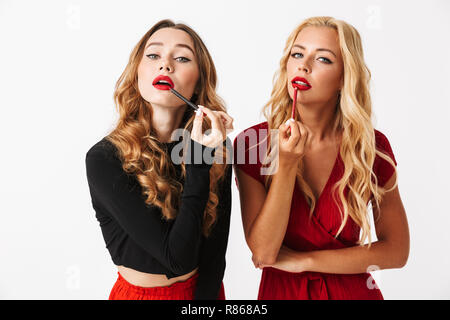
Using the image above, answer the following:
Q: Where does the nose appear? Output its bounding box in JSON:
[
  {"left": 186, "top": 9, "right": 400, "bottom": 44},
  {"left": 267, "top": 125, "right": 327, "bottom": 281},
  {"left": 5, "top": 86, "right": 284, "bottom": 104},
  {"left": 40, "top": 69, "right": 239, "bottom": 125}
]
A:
[
  {"left": 297, "top": 55, "right": 311, "bottom": 73},
  {"left": 297, "top": 62, "right": 310, "bottom": 73},
  {"left": 160, "top": 65, "right": 172, "bottom": 72},
  {"left": 159, "top": 59, "right": 173, "bottom": 72}
]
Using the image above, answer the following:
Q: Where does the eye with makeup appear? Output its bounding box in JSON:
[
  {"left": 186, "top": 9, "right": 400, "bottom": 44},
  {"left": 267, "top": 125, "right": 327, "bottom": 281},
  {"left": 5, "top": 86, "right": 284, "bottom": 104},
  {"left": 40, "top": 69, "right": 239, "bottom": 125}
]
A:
[
  {"left": 146, "top": 53, "right": 158, "bottom": 60},
  {"left": 318, "top": 57, "right": 332, "bottom": 64},
  {"left": 175, "top": 56, "right": 191, "bottom": 63},
  {"left": 291, "top": 52, "right": 303, "bottom": 59},
  {"left": 145, "top": 53, "right": 191, "bottom": 63},
  {"left": 290, "top": 52, "right": 333, "bottom": 64}
]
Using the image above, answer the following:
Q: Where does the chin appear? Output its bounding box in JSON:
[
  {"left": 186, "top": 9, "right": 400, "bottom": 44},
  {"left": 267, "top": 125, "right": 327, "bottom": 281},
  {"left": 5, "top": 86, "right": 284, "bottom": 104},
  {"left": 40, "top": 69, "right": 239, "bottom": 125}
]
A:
[
  {"left": 150, "top": 99, "right": 184, "bottom": 109},
  {"left": 143, "top": 93, "right": 171, "bottom": 104}
]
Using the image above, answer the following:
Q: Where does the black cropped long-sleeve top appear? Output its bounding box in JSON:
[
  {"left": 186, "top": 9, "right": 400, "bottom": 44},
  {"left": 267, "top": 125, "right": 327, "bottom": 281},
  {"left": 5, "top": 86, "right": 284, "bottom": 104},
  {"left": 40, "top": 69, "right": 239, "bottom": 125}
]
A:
[{"left": 85, "top": 137, "right": 232, "bottom": 300}]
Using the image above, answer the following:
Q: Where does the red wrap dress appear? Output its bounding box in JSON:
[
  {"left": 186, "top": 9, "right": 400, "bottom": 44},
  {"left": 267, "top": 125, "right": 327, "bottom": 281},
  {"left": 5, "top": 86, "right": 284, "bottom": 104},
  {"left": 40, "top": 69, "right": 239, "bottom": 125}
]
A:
[{"left": 233, "top": 121, "right": 397, "bottom": 300}]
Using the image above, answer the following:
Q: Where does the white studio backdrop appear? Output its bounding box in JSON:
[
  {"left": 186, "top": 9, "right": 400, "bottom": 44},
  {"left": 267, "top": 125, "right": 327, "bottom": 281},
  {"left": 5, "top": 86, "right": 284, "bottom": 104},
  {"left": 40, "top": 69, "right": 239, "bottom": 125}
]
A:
[{"left": 1, "top": 0, "right": 449, "bottom": 299}]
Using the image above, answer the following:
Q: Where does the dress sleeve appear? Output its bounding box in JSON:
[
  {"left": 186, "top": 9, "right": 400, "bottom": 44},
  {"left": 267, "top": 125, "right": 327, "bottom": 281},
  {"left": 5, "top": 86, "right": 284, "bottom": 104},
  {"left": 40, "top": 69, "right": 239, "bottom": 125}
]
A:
[
  {"left": 194, "top": 162, "right": 232, "bottom": 300},
  {"left": 85, "top": 138, "right": 214, "bottom": 276},
  {"left": 232, "top": 133, "right": 264, "bottom": 188},
  {"left": 374, "top": 130, "right": 398, "bottom": 188}
]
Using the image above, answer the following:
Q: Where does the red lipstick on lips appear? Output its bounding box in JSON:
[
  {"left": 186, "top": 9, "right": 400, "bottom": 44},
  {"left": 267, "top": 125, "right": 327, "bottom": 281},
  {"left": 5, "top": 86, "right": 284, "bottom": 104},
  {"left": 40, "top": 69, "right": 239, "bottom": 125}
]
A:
[
  {"left": 152, "top": 75, "right": 174, "bottom": 90},
  {"left": 291, "top": 77, "right": 311, "bottom": 91}
]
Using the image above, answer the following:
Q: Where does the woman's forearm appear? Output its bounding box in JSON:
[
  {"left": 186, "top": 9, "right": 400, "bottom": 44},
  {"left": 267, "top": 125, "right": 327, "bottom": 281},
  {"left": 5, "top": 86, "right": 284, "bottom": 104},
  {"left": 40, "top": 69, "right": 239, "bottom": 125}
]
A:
[
  {"left": 305, "top": 240, "right": 409, "bottom": 274},
  {"left": 247, "top": 166, "right": 297, "bottom": 265}
]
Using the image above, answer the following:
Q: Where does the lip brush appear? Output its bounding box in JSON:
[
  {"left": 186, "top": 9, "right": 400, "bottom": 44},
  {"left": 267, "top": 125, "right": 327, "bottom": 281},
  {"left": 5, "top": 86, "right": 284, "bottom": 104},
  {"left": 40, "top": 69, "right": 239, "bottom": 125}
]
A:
[
  {"left": 291, "top": 87, "right": 298, "bottom": 120},
  {"left": 169, "top": 87, "right": 199, "bottom": 111},
  {"left": 287, "top": 87, "right": 299, "bottom": 135}
]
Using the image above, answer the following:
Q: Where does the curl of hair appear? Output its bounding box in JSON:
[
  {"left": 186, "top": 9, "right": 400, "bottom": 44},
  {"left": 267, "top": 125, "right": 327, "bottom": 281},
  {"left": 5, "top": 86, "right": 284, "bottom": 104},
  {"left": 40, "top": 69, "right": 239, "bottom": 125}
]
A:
[
  {"left": 106, "top": 19, "right": 229, "bottom": 237},
  {"left": 261, "top": 16, "right": 397, "bottom": 246}
]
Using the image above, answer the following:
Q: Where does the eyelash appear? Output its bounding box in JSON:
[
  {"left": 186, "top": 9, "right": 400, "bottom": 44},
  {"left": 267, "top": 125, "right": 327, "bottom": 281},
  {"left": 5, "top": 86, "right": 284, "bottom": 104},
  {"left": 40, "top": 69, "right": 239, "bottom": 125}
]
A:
[
  {"left": 291, "top": 52, "right": 332, "bottom": 64},
  {"left": 146, "top": 54, "right": 191, "bottom": 63}
]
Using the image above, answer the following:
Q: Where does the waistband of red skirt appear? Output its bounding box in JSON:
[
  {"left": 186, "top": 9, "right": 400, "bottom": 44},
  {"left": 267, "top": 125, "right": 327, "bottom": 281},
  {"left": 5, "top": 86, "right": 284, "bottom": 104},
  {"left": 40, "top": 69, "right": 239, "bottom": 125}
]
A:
[
  {"left": 116, "top": 271, "right": 199, "bottom": 295},
  {"left": 263, "top": 266, "right": 371, "bottom": 280}
]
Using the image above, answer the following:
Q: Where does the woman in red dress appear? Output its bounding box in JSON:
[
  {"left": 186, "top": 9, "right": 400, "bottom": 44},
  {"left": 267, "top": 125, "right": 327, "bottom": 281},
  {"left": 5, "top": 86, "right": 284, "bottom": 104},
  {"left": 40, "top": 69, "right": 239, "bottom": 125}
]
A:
[{"left": 233, "top": 16, "right": 410, "bottom": 300}]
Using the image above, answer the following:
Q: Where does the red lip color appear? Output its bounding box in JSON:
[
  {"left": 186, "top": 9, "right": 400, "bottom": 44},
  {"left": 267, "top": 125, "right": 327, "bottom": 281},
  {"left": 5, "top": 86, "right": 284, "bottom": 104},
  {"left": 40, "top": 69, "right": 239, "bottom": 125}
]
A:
[
  {"left": 291, "top": 77, "right": 312, "bottom": 91},
  {"left": 152, "top": 75, "right": 174, "bottom": 90}
]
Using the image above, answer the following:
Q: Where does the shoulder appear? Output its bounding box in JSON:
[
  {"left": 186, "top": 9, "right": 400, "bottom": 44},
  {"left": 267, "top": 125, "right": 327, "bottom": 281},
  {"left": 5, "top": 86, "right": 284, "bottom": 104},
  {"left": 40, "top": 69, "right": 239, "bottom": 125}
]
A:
[
  {"left": 85, "top": 137, "right": 121, "bottom": 166},
  {"left": 233, "top": 121, "right": 269, "bottom": 157},
  {"left": 374, "top": 129, "right": 391, "bottom": 150},
  {"left": 238, "top": 121, "right": 269, "bottom": 133},
  {"left": 233, "top": 121, "right": 268, "bottom": 147},
  {"left": 233, "top": 121, "right": 269, "bottom": 158},
  {"left": 232, "top": 122, "right": 269, "bottom": 184},
  {"left": 373, "top": 129, "right": 396, "bottom": 163},
  {"left": 372, "top": 129, "right": 398, "bottom": 187},
  {"left": 85, "top": 137, "right": 132, "bottom": 189}
]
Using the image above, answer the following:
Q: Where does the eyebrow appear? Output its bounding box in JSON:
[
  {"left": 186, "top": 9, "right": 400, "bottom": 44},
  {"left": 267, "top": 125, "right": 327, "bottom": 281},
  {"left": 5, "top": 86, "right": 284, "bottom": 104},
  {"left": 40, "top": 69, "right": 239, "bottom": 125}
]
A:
[
  {"left": 145, "top": 42, "right": 195, "bottom": 55},
  {"left": 292, "top": 44, "right": 337, "bottom": 58}
]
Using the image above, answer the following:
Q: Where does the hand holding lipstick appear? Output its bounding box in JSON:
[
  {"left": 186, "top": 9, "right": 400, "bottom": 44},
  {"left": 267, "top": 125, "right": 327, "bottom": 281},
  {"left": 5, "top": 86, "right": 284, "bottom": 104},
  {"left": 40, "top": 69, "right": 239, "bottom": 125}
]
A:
[
  {"left": 168, "top": 85, "right": 233, "bottom": 148},
  {"left": 191, "top": 105, "right": 234, "bottom": 148},
  {"left": 278, "top": 118, "right": 308, "bottom": 170}
]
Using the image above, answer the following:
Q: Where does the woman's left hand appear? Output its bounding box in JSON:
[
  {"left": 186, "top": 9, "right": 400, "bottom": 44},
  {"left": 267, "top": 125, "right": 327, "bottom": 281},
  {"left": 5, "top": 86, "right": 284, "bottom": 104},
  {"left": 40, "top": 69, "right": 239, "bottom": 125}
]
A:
[{"left": 255, "top": 246, "right": 311, "bottom": 273}]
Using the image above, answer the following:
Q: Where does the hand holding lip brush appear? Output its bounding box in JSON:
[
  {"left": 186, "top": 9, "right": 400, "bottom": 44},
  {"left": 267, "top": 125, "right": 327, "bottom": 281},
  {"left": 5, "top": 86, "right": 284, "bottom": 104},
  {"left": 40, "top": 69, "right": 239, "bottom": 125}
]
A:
[
  {"left": 169, "top": 87, "right": 234, "bottom": 133},
  {"left": 279, "top": 86, "right": 308, "bottom": 165}
]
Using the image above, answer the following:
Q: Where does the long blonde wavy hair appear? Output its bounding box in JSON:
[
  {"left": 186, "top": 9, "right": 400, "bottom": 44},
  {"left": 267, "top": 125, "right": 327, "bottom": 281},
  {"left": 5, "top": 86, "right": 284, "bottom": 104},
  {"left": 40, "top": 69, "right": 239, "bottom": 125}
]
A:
[
  {"left": 106, "top": 19, "right": 229, "bottom": 237},
  {"left": 262, "top": 16, "right": 397, "bottom": 246}
]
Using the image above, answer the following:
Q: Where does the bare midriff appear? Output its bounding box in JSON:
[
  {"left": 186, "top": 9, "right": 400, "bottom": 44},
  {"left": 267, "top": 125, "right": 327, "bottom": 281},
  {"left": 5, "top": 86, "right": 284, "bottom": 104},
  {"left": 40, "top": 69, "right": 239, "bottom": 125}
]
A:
[{"left": 117, "top": 265, "right": 198, "bottom": 288}]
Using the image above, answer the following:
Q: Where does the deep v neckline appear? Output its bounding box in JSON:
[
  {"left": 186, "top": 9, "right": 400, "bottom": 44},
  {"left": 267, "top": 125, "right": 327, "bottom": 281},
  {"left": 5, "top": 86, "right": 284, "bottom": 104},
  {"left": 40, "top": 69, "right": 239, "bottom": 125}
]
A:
[{"left": 302, "top": 144, "right": 341, "bottom": 213}]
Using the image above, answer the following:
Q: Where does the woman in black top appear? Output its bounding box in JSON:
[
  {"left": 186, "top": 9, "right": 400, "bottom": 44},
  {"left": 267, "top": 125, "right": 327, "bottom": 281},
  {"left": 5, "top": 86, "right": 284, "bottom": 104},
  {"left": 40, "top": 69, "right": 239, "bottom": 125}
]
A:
[{"left": 85, "top": 19, "right": 233, "bottom": 300}]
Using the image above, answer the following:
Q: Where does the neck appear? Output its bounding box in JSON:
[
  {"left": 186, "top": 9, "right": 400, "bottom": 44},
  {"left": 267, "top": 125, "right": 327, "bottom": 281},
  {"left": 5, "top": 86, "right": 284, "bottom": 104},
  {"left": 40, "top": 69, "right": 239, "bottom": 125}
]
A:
[
  {"left": 151, "top": 104, "right": 187, "bottom": 143},
  {"left": 296, "top": 97, "right": 339, "bottom": 145}
]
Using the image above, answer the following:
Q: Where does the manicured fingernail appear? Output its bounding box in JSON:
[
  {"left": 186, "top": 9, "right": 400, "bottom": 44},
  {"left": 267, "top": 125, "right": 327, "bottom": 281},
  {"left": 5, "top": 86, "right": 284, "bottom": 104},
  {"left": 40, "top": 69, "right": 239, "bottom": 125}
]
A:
[{"left": 196, "top": 108, "right": 203, "bottom": 116}]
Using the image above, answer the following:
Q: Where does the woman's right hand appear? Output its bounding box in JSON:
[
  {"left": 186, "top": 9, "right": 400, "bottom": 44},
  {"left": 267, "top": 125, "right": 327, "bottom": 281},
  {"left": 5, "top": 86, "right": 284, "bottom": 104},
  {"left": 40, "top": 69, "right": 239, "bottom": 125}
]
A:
[
  {"left": 191, "top": 105, "right": 233, "bottom": 148},
  {"left": 278, "top": 118, "right": 309, "bottom": 170}
]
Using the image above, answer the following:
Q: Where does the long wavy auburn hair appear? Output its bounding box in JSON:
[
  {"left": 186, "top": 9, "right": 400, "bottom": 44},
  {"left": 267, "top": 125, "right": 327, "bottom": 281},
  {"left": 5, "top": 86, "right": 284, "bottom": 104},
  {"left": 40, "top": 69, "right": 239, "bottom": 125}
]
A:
[
  {"left": 261, "top": 17, "right": 397, "bottom": 246},
  {"left": 106, "top": 19, "right": 229, "bottom": 236}
]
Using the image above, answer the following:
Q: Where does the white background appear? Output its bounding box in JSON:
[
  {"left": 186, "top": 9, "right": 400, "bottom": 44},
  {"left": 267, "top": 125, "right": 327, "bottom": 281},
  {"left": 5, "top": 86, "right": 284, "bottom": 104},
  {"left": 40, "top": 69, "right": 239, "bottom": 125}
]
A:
[{"left": 1, "top": 0, "right": 449, "bottom": 299}]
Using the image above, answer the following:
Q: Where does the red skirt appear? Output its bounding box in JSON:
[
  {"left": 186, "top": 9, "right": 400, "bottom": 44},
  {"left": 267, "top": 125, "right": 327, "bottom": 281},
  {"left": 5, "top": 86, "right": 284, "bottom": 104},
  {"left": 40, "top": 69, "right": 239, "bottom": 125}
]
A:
[
  {"left": 258, "top": 267, "right": 384, "bottom": 300},
  {"left": 109, "top": 272, "right": 226, "bottom": 300}
]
